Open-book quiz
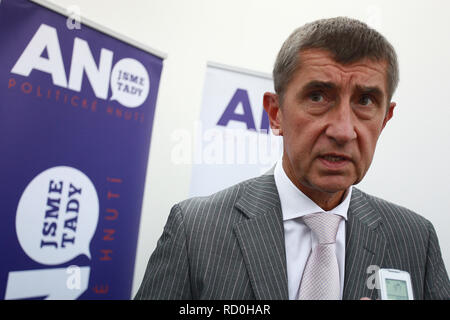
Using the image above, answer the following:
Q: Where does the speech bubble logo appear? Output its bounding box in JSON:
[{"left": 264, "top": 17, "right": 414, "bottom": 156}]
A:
[
  {"left": 110, "top": 58, "right": 150, "bottom": 108},
  {"left": 16, "top": 166, "right": 99, "bottom": 265}
]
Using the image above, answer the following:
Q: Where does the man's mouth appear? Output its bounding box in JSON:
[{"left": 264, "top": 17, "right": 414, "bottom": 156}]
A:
[
  {"left": 318, "top": 153, "right": 352, "bottom": 169},
  {"left": 320, "top": 155, "right": 350, "bottom": 162}
]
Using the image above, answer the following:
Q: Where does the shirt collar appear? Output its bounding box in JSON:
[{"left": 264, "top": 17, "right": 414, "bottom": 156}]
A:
[{"left": 274, "top": 158, "right": 352, "bottom": 222}]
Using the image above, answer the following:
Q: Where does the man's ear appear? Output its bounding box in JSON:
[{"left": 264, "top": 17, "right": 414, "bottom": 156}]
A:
[
  {"left": 381, "top": 101, "right": 396, "bottom": 131},
  {"left": 263, "top": 92, "right": 283, "bottom": 136}
]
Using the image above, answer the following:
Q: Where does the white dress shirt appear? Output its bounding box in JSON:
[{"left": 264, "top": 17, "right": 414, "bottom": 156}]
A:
[{"left": 273, "top": 159, "right": 352, "bottom": 300}]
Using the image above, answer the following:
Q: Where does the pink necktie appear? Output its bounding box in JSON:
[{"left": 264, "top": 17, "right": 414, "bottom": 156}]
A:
[{"left": 298, "top": 213, "right": 342, "bottom": 300}]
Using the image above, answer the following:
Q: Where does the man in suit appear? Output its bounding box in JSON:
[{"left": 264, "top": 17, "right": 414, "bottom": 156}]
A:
[{"left": 135, "top": 17, "right": 450, "bottom": 300}]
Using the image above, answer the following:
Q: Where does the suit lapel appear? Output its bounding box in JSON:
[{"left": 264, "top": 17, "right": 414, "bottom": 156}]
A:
[
  {"left": 233, "top": 175, "right": 289, "bottom": 300},
  {"left": 343, "top": 188, "right": 388, "bottom": 300},
  {"left": 232, "top": 177, "right": 388, "bottom": 300}
]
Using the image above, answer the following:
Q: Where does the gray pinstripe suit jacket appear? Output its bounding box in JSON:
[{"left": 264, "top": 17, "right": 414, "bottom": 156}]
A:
[{"left": 135, "top": 173, "right": 450, "bottom": 300}]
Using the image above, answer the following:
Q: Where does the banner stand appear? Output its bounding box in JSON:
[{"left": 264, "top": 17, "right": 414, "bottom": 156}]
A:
[{"left": 0, "top": 0, "right": 165, "bottom": 300}]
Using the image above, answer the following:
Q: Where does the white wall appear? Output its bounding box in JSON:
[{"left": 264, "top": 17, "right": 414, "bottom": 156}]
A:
[{"left": 47, "top": 0, "right": 450, "bottom": 298}]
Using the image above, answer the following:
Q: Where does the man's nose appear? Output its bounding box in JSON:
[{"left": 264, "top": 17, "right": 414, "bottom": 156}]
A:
[{"left": 325, "top": 102, "right": 357, "bottom": 145}]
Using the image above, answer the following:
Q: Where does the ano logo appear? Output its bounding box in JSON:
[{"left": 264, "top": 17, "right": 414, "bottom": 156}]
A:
[{"left": 11, "top": 23, "right": 150, "bottom": 108}]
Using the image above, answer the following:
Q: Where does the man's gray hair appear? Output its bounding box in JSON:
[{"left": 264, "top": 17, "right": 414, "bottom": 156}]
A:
[{"left": 273, "top": 17, "right": 399, "bottom": 104}]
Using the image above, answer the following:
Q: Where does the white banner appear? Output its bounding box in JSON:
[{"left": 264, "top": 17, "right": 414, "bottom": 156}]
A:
[{"left": 188, "top": 63, "right": 282, "bottom": 197}]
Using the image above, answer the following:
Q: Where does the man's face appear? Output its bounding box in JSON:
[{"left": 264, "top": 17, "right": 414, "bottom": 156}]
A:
[{"left": 265, "top": 49, "right": 395, "bottom": 202}]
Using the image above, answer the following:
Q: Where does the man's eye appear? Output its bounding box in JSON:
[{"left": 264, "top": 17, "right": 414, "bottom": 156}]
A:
[
  {"left": 309, "top": 92, "right": 324, "bottom": 102},
  {"left": 359, "top": 95, "right": 374, "bottom": 106}
]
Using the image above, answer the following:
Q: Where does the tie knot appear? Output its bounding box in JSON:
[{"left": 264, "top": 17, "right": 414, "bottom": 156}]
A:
[{"left": 303, "top": 213, "right": 342, "bottom": 244}]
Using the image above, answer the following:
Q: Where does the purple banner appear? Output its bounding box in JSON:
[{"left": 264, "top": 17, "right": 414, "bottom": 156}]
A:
[{"left": 0, "top": 0, "right": 163, "bottom": 299}]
